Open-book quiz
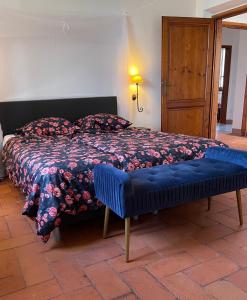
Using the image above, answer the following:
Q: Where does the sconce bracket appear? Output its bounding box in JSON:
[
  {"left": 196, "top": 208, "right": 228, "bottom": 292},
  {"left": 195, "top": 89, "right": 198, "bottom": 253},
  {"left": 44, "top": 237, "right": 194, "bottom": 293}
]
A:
[
  {"left": 131, "top": 79, "right": 143, "bottom": 112},
  {"left": 132, "top": 94, "right": 137, "bottom": 101}
]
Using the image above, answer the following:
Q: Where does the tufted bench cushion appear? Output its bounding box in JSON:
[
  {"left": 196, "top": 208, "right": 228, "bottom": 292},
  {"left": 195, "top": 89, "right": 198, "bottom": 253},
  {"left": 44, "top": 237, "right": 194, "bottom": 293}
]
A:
[
  {"left": 94, "top": 147, "right": 247, "bottom": 262},
  {"left": 126, "top": 158, "right": 247, "bottom": 218}
]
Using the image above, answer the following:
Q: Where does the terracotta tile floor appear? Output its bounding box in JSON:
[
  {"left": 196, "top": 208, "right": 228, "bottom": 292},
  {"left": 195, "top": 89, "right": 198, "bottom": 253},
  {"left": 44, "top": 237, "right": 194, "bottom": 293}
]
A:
[{"left": 0, "top": 132, "right": 247, "bottom": 299}]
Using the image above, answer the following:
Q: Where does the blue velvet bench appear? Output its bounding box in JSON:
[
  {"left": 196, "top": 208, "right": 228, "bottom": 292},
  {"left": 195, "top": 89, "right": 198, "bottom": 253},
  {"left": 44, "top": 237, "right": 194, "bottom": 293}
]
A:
[{"left": 94, "top": 147, "right": 247, "bottom": 262}]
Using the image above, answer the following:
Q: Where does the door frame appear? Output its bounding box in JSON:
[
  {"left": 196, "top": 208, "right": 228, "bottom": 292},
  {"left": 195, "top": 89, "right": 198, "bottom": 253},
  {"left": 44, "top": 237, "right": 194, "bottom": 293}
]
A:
[
  {"left": 223, "top": 21, "right": 247, "bottom": 30},
  {"left": 210, "top": 4, "right": 247, "bottom": 137},
  {"left": 212, "top": 4, "right": 247, "bottom": 19},
  {"left": 219, "top": 45, "right": 232, "bottom": 124},
  {"left": 241, "top": 76, "right": 247, "bottom": 136}
]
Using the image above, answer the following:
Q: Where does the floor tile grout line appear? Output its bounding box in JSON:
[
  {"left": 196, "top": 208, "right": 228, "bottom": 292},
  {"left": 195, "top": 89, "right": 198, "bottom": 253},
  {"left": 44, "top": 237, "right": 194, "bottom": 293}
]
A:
[
  {"left": 136, "top": 265, "right": 178, "bottom": 299},
  {"left": 105, "top": 260, "right": 137, "bottom": 297},
  {"left": 81, "top": 272, "right": 107, "bottom": 300},
  {"left": 0, "top": 238, "right": 36, "bottom": 252},
  {"left": 13, "top": 244, "right": 56, "bottom": 292},
  {"left": 221, "top": 228, "right": 247, "bottom": 242},
  {"left": 144, "top": 252, "right": 203, "bottom": 283},
  {"left": 0, "top": 278, "right": 56, "bottom": 299},
  {"left": 112, "top": 292, "right": 141, "bottom": 300},
  {"left": 179, "top": 255, "right": 241, "bottom": 289},
  {"left": 3, "top": 215, "right": 14, "bottom": 239}
]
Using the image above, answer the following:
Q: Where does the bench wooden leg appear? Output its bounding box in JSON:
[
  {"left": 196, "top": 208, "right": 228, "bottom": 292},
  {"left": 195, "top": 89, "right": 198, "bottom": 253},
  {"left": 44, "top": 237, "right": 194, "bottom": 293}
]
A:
[
  {"left": 236, "top": 190, "right": 243, "bottom": 226},
  {"left": 208, "top": 197, "right": 212, "bottom": 211},
  {"left": 125, "top": 217, "right": 130, "bottom": 263},
  {"left": 103, "top": 206, "right": 110, "bottom": 239}
]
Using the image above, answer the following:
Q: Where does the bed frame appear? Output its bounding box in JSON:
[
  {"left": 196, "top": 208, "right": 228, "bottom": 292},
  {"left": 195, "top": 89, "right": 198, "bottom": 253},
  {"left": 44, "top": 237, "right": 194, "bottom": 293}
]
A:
[{"left": 0, "top": 96, "right": 117, "bottom": 135}]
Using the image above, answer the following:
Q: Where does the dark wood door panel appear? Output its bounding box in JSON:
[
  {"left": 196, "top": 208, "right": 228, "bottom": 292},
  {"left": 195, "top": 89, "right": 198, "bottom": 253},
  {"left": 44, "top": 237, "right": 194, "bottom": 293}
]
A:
[
  {"left": 167, "top": 107, "right": 204, "bottom": 136},
  {"left": 167, "top": 100, "right": 206, "bottom": 108},
  {"left": 168, "top": 25, "right": 209, "bottom": 101}
]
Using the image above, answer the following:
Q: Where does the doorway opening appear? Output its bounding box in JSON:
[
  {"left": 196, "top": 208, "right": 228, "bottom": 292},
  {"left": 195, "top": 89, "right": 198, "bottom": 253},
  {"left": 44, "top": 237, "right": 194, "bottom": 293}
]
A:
[
  {"left": 212, "top": 5, "right": 247, "bottom": 138},
  {"left": 217, "top": 45, "right": 232, "bottom": 134}
]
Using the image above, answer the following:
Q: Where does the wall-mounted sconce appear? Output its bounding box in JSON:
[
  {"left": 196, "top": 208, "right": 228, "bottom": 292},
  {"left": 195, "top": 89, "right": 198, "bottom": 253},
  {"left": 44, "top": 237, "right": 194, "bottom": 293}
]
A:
[{"left": 131, "top": 74, "right": 144, "bottom": 112}]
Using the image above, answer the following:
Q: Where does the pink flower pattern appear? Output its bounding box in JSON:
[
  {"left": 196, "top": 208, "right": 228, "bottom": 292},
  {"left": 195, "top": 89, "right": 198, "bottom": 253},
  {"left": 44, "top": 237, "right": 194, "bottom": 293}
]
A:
[
  {"left": 75, "top": 113, "right": 132, "bottom": 132},
  {"left": 2, "top": 128, "right": 226, "bottom": 242},
  {"left": 16, "top": 117, "right": 77, "bottom": 137}
]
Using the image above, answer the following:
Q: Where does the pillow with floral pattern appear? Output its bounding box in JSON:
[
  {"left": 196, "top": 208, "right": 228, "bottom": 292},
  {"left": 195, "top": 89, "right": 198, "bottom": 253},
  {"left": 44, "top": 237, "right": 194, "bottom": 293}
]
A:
[
  {"left": 75, "top": 113, "right": 132, "bottom": 132},
  {"left": 16, "top": 117, "right": 77, "bottom": 136}
]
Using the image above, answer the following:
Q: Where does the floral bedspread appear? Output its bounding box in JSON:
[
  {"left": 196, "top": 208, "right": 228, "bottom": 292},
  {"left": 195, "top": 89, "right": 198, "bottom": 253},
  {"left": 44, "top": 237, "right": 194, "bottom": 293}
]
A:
[{"left": 2, "top": 128, "right": 226, "bottom": 241}]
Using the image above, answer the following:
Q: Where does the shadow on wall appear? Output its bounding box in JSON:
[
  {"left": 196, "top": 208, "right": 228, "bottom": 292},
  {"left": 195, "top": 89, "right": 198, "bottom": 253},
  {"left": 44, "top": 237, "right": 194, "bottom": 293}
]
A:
[{"left": 126, "top": 15, "right": 157, "bottom": 129}]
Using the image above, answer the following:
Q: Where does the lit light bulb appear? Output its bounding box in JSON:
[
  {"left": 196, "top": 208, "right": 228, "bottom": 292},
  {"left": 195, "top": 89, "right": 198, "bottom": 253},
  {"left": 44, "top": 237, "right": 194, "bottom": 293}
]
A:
[{"left": 129, "top": 66, "right": 139, "bottom": 76}]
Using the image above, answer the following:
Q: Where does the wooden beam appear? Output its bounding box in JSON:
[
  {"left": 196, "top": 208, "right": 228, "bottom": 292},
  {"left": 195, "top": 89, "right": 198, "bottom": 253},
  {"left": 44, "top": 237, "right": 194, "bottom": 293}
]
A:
[
  {"left": 223, "top": 21, "right": 247, "bottom": 30},
  {"left": 212, "top": 4, "right": 247, "bottom": 19}
]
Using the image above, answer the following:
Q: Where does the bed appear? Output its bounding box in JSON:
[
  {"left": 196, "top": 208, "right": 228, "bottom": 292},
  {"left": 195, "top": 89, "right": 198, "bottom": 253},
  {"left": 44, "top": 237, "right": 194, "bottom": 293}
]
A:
[{"left": 0, "top": 97, "right": 226, "bottom": 241}]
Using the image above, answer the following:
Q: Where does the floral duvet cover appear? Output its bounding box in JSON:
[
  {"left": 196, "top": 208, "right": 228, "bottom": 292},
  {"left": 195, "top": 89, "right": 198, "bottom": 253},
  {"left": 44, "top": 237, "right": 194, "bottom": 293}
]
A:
[{"left": 2, "top": 128, "right": 226, "bottom": 241}]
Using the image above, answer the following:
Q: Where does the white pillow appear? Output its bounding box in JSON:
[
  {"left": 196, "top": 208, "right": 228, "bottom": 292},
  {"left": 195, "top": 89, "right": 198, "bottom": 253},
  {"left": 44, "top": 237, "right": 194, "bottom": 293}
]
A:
[{"left": 3, "top": 134, "right": 16, "bottom": 148}]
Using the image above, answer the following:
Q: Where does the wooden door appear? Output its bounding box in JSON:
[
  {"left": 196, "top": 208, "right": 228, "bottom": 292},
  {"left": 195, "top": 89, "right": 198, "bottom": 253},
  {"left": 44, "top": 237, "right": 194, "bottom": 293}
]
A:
[{"left": 161, "top": 17, "right": 215, "bottom": 137}]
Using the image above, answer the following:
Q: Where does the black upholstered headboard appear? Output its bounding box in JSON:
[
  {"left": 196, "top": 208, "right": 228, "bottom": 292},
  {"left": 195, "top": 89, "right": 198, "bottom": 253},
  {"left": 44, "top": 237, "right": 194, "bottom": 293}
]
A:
[{"left": 0, "top": 97, "right": 117, "bottom": 135}]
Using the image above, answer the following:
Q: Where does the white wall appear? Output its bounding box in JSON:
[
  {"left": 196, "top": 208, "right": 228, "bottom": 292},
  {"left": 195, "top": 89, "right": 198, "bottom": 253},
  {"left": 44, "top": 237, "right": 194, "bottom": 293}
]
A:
[
  {"left": 0, "top": 15, "right": 129, "bottom": 117},
  {"left": 0, "top": 0, "right": 197, "bottom": 132},
  {"left": 222, "top": 28, "right": 240, "bottom": 120},
  {"left": 1, "top": 0, "right": 247, "bottom": 134},
  {"left": 126, "top": 0, "right": 197, "bottom": 129},
  {"left": 0, "top": 36, "right": 122, "bottom": 100},
  {"left": 232, "top": 30, "right": 247, "bottom": 129}
]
